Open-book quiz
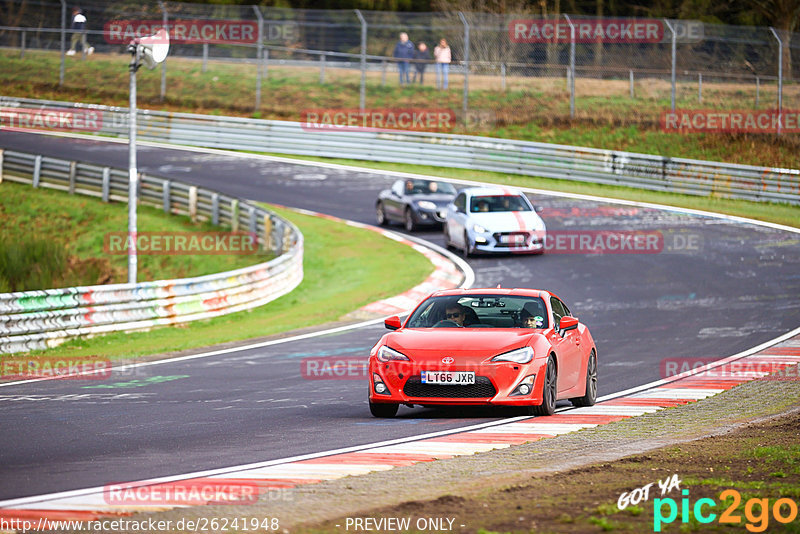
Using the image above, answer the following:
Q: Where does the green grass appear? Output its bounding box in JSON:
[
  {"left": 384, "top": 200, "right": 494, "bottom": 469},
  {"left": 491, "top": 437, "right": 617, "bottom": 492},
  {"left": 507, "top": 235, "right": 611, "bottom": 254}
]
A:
[
  {"left": 17, "top": 204, "right": 434, "bottom": 360},
  {"left": 257, "top": 154, "right": 800, "bottom": 229},
  {"left": 2, "top": 49, "right": 799, "bottom": 168},
  {"left": 0, "top": 180, "right": 260, "bottom": 287}
]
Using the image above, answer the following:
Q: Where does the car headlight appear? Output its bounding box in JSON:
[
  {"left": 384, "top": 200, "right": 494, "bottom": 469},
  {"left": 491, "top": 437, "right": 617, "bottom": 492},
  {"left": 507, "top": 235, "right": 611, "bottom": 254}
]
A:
[
  {"left": 473, "top": 223, "right": 487, "bottom": 234},
  {"left": 377, "top": 346, "right": 411, "bottom": 362},
  {"left": 491, "top": 346, "right": 534, "bottom": 364},
  {"left": 417, "top": 201, "right": 437, "bottom": 210}
]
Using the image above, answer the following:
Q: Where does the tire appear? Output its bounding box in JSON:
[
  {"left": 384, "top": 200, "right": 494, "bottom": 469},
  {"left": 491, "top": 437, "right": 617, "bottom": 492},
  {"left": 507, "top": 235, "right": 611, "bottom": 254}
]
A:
[
  {"left": 369, "top": 401, "right": 399, "bottom": 418},
  {"left": 376, "top": 202, "right": 388, "bottom": 226},
  {"left": 404, "top": 208, "right": 417, "bottom": 232},
  {"left": 570, "top": 350, "right": 597, "bottom": 407},
  {"left": 528, "top": 357, "right": 557, "bottom": 416},
  {"left": 463, "top": 231, "right": 473, "bottom": 258}
]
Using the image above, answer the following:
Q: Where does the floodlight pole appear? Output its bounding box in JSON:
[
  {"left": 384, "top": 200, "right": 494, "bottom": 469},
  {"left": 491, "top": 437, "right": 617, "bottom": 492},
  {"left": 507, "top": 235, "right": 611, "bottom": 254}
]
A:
[{"left": 128, "top": 45, "right": 140, "bottom": 284}]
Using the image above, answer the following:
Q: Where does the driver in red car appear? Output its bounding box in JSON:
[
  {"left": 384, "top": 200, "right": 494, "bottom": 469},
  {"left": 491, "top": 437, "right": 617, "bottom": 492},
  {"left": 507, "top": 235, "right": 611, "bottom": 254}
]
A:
[{"left": 444, "top": 304, "right": 466, "bottom": 326}]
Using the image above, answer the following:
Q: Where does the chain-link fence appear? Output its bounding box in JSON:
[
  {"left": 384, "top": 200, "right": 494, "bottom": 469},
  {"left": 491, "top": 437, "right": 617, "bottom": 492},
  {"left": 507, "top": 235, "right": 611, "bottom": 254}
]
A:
[{"left": 1, "top": 1, "right": 798, "bottom": 131}]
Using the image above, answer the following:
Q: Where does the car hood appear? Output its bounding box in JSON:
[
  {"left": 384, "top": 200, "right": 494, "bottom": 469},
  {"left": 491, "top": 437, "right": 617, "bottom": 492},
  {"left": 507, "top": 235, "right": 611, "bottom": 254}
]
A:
[
  {"left": 469, "top": 211, "right": 545, "bottom": 231},
  {"left": 384, "top": 329, "right": 536, "bottom": 358}
]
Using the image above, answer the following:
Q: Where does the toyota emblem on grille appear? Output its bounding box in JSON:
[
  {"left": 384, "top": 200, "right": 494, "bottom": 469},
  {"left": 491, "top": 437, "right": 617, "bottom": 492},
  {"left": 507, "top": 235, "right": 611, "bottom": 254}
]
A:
[{"left": 441, "top": 357, "right": 455, "bottom": 364}]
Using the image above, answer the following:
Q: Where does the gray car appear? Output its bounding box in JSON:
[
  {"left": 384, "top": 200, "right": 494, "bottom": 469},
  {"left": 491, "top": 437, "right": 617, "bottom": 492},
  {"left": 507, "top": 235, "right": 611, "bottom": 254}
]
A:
[{"left": 375, "top": 179, "right": 457, "bottom": 231}]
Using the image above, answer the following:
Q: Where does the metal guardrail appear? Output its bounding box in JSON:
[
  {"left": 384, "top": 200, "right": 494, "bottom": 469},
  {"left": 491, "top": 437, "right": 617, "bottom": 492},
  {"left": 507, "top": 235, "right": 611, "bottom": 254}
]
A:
[
  {"left": 1, "top": 96, "right": 797, "bottom": 205},
  {"left": 0, "top": 148, "right": 304, "bottom": 354}
]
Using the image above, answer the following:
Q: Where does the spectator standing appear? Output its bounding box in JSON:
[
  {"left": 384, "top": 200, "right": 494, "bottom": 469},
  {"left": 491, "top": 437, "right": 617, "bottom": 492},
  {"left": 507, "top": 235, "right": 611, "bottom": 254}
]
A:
[
  {"left": 412, "top": 42, "right": 430, "bottom": 84},
  {"left": 393, "top": 32, "right": 414, "bottom": 85},
  {"left": 67, "top": 7, "right": 93, "bottom": 56},
  {"left": 433, "top": 38, "right": 451, "bottom": 90}
]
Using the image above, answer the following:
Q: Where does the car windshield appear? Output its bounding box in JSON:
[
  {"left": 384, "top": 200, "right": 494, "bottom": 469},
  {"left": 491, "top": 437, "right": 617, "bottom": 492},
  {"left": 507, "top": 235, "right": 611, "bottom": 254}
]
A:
[
  {"left": 406, "top": 295, "right": 549, "bottom": 329},
  {"left": 470, "top": 195, "right": 531, "bottom": 213},
  {"left": 404, "top": 180, "right": 457, "bottom": 196}
]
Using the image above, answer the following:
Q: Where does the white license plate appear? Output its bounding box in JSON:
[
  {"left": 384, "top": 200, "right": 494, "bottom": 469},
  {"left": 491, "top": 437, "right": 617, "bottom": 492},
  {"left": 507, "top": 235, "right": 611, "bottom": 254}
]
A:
[
  {"left": 421, "top": 371, "right": 475, "bottom": 385},
  {"left": 500, "top": 234, "right": 526, "bottom": 244}
]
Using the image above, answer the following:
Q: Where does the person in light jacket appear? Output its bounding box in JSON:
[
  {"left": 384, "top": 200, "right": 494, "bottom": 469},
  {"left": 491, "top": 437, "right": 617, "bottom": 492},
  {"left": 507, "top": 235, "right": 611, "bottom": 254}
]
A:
[
  {"left": 433, "top": 38, "right": 451, "bottom": 90},
  {"left": 393, "top": 32, "right": 415, "bottom": 85}
]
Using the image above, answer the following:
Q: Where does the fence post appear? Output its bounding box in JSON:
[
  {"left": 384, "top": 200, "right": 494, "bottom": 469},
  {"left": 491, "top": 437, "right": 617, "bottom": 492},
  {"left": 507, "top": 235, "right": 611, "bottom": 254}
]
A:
[
  {"left": 253, "top": 6, "right": 264, "bottom": 111},
  {"left": 59, "top": 0, "right": 66, "bottom": 86},
  {"left": 769, "top": 27, "right": 783, "bottom": 135},
  {"left": 664, "top": 19, "right": 676, "bottom": 112},
  {"left": 355, "top": 9, "right": 367, "bottom": 112},
  {"left": 501, "top": 62, "right": 506, "bottom": 91},
  {"left": 33, "top": 155, "right": 42, "bottom": 188},
  {"left": 159, "top": 1, "right": 168, "bottom": 102},
  {"left": 163, "top": 181, "right": 172, "bottom": 213},
  {"left": 20, "top": 30, "right": 26, "bottom": 59},
  {"left": 102, "top": 167, "right": 110, "bottom": 202},
  {"left": 629, "top": 69, "right": 634, "bottom": 98},
  {"left": 264, "top": 48, "right": 269, "bottom": 79},
  {"left": 202, "top": 43, "right": 208, "bottom": 73},
  {"left": 319, "top": 53, "right": 326, "bottom": 84},
  {"left": 698, "top": 73, "right": 702, "bottom": 103},
  {"left": 458, "top": 12, "right": 470, "bottom": 121},
  {"left": 381, "top": 60, "right": 387, "bottom": 86},
  {"left": 0, "top": 149, "right": 3, "bottom": 184},
  {"left": 211, "top": 192, "right": 219, "bottom": 225},
  {"left": 755, "top": 76, "right": 760, "bottom": 108},
  {"left": 68, "top": 161, "right": 76, "bottom": 194},
  {"left": 564, "top": 14, "right": 576, "bottom": 118}
]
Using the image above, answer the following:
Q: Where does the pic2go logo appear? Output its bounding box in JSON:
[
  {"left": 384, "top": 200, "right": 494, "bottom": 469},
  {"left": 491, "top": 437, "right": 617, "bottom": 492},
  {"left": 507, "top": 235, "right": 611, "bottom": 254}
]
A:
[{"left": 654, "top": 489, "right": 799, "bottom": 532}]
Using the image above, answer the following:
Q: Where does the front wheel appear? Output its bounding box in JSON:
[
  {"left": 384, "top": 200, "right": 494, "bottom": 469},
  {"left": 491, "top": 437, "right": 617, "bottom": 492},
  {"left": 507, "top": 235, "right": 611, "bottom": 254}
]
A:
[
  {"left": 570, "top": 350, "right": 597, "bottom": 407},
  {"left": 369, "top": 401, "right": 399, "bottom": 418},
  {"left": 376, "top": 202, "right": 387, "bottom": 226},
  {"left": 528, "top": 357, "right": 557, "bottom": 416},
  {"left": 404, "top": 208, "right": 417, "bottom": 232},
  {"left": 463, "top": 231, "right": 474, "bottom": 258}
]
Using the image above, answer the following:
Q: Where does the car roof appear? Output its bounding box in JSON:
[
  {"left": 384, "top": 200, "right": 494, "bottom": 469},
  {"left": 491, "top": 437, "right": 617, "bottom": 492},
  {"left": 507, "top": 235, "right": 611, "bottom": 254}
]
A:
[
  {"left": 459, "top": 186, "right": 524, "bottom": 197},
  {"left": 430, "top": 288, "right": 552, "bottom": 299}
]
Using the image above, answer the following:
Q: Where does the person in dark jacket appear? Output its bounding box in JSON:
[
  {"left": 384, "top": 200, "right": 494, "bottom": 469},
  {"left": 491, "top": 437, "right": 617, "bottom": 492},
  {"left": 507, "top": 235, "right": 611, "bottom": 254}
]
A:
[
  {"left": 412, "top": 42, "right": 430, "bottom": 84},
  {"left": 393, "top": 32, "right": 414, "bottom": 85}
]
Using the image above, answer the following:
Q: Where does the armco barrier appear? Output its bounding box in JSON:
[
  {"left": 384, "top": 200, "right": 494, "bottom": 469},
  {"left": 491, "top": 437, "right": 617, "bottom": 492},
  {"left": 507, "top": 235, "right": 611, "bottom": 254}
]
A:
[
  {"left": 0, "top": 149, "right": 303, "bottom": 354},
  {"left": 1, "top": 96, "right": 799, "bottom": 204}
]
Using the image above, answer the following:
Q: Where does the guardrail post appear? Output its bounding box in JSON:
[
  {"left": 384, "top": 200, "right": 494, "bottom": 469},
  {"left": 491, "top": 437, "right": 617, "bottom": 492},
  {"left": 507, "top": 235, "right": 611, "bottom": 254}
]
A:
[
  {"left": 283, "top": 224, "right": 292, "bottom": 253},
  {"left": 202, "top": 43, "right": 208, "bottom": 73},
  {"left": 68, "top": 161, "right": 76, "bottom": 194},
  {"left": 33, "top": 155, "right": 42, "bottom": 188},
  {"left": 354, "top": 9, "right": 367, "bottom": 112},
  {"left": 189, "top": 186, "right": 198, "bottom": 222},
  {"left": 162, "top": 180, "right": 170, "bottom": 213},
  {"left": 629, "top": 70, "right": 634, "bottom": 98},
  {"left": 458, "top": 12, "right": 470, "bottom": 121},
  {"left": 20, "top": 30, "right": 26, "bottom": 59},
  {"left": 159, "top": 1, "right": 168, "bottom": 102},
  {"left": 211, "top": 192, "right": 219, "bottom": 225},
  {"left": 248, "top": 206, "right": 256, "bottom": 236},
  {"left": 564, "top": 14, "right": 576, "bottom": 119},
  {"left": 320, "top": 53, "right": 326, "bottom": 84},
  {"left": 102, "top": 167, "right": 110, "bottom": 202},
  {"left": 262, "top": 214, "right": 272, "bottom": 251},
  {"left": 231, "top": 199, "right": 239, "bottom": 232}
]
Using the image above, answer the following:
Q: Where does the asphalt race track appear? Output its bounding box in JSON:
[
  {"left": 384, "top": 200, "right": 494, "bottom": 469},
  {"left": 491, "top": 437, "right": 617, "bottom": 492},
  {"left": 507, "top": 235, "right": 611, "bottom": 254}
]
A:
[{"left": 1, "top": 131, "right": 799, "bottom": 500}]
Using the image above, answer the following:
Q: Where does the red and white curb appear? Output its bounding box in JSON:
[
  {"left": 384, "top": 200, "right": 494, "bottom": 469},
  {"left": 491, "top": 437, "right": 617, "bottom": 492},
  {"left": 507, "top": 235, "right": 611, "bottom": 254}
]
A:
[{"left": 1, "top": 333, "right": 798, "bottom": 526}]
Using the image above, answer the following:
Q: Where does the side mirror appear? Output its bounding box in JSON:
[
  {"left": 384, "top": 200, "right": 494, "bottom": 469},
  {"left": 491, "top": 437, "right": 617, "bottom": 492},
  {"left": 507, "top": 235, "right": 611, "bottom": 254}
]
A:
[
  {"left": 384, "top": 316, "right": 402, "bottom": 331},
  {"left": 560, "top": 316, "right": 579, "bottom": 333},
  {"left": 534, "top": 205, "right": 544, "bottom": 213}
]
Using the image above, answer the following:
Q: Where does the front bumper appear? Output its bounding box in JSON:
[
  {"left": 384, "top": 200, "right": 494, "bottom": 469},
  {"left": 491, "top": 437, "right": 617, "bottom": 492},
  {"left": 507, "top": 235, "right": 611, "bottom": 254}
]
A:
[
  {"left": 413, "top": 207, "right": 448, "bottom": 225},
  {"left": 368, "top": 359, "right": 546, "bottom": 407},
  {"left": 472, "top": 230, "right": 545, "bottom": 254}
]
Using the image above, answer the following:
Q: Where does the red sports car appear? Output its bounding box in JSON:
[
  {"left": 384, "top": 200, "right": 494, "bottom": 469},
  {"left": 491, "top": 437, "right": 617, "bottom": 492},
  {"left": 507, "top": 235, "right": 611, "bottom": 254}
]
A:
[{"left": 368, "top": 288, "right": 597, "bottom": 417}]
